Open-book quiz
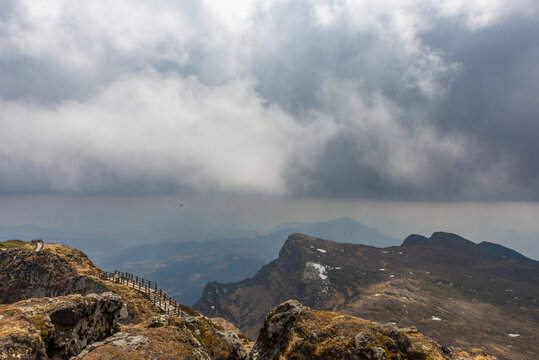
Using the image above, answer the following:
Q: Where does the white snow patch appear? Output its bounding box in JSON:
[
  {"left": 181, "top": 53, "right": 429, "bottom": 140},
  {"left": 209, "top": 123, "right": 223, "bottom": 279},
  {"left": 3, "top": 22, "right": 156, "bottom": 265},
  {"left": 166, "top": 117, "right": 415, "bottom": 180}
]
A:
[
  {"left": 431, "top": 316, "right": 442, "bottom": 321},
  {"left": 374, "top": 293, "right": 382, "bottom": 297},
  {"left": 379, "top": 268, "right": 386, "bottom": 271},
  {"left": 305, "top": 262, "right": 328, "bottom": 280},
  {"left": 390, "top": 275, "right": 395, "bottom": 278},
  {"left": 335, "top": 267, "right": 341, "bottom": 270},
  {"left": 508, "top": 333, "right": 520, "bottom": 337},
  {"left": 317, "top": 248, "right": 326, "bottom": 253}
]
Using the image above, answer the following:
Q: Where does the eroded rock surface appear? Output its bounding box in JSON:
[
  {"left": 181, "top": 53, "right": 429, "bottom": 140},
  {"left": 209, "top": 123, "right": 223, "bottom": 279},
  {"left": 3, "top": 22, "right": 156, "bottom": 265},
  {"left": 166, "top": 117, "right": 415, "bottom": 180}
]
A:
[
  {"left": 76, "top": 312, "right": 251, "bottom": 360},
  {"left": 0, "top": 241, "right": 253, "bottom": 360},
  {"left": 0, "top": 243, "right": 107, "bottom": 304},
  {"left": 0, "top": 292, "right": 127, "bottom": 359},
  {"left": 248, "top": 300, "right": 494, "bottom": 360}
]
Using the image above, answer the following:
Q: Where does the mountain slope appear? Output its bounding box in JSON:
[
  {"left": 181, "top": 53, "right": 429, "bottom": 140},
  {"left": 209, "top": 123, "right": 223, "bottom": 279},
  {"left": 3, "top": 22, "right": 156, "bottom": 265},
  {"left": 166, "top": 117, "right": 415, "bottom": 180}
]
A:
[
  {"left": 479, "top": 241, "right": 537, "bottom": 262},
  {"left": 194, "top": 233, "right": 539, "bottom": 360}
]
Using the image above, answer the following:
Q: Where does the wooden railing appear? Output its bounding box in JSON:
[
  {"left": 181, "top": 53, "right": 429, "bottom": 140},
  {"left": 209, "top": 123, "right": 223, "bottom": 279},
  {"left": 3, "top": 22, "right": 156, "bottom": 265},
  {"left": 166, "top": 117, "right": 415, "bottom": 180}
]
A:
[{"left": 101, "top": 270, "right": 182, "bottom": 317}]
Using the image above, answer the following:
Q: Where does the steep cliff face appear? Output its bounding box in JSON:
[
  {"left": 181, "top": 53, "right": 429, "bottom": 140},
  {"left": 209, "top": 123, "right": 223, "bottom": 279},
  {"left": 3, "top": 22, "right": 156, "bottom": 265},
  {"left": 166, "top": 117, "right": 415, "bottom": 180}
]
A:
[
  {"left": 0, "top": 292, "right": 128, "bottom": 359},
  {"left": 249, "top": 300, "right": 494, "bottom": 360},
  {"left": 195, "top": 233, "right": 539, "bottom": 359},
  {"left": 0, "top": 242, "right": 108, "bottom": 303}
]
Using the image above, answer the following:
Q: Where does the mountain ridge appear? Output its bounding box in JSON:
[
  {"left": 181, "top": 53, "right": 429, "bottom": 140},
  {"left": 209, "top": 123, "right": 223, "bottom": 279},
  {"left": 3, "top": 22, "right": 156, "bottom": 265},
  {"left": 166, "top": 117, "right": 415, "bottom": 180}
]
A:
[{"left": 195, "top": 232, "right": 539, "bottom": 360}]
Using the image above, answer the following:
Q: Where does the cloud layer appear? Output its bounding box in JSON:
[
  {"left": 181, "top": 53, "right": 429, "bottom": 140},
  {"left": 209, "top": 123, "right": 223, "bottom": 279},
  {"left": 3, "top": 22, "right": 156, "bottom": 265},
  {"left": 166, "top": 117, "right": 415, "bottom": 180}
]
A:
[{"left": 0, "top": 0, "right": 537, "bottom": 199}]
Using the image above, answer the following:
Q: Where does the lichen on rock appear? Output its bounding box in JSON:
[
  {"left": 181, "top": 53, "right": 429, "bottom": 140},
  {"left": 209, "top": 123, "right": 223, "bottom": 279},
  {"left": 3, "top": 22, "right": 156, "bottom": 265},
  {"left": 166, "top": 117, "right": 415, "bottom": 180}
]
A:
[
  {"left": 247, "top": 300, "right": 494, "bottom": 360},
  {"left": 0, "top": 292, "right": 128, "bottom": 359}
]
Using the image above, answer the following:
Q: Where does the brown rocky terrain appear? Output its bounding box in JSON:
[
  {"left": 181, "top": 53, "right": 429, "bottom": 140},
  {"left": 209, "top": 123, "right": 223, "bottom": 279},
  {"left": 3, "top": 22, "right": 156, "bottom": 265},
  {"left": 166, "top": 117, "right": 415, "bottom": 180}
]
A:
[
  {"left": 0, "top": 292, "right": 127, "bottom": 359},
  {"left": 249, "top": 300, "right": 494, "bottom": 360},
  {"left": 0, "top": 240, "right": 251, "bottom": 359},
  {"left": 0, "top": 238, "right": 509, "bottom": 359},
  {"left": 195, "top": 233, "right": 539, "bottom": 359},
  {"left": 0, "top": 240, "right": 108, "bottom": 303}
]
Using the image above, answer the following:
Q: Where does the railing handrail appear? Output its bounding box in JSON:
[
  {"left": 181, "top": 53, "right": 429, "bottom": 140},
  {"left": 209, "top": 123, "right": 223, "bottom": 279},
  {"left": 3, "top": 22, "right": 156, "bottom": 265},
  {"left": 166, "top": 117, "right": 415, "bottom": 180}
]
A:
[{"left": 100, "top": 270, "right": 182, "bottom": 317}]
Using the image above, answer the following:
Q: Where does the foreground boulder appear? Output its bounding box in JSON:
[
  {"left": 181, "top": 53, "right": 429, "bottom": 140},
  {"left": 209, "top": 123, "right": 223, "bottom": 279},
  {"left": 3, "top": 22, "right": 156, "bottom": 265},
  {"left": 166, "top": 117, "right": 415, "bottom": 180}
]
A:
[
  {"left": 74, "top": 311, "right": 251, "bottom": 360},
  {"left": 248, "top": 300, "right": 494, "bottom": 360},
  {"left": 0, "top": 292, "right": 127, "bottom": 359}
]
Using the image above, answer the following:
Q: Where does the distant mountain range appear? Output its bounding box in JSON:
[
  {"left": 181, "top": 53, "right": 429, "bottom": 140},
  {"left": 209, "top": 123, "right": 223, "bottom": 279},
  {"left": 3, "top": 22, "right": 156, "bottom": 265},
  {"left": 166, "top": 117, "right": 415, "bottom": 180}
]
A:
[
  {"left": 97, "top": 217, "right": 400, "bottom": 305},
  {"left": 194, "top": 232, "right": 539, "bottom": 360}
]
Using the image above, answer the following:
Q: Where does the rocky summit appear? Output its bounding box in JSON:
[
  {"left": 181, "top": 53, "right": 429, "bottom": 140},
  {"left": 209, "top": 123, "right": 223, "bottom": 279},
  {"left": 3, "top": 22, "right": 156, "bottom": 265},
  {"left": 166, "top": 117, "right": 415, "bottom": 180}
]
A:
[
  {"left": 0, "top": 239, "right": 251, "bottom": 359},
  {"left": 249, "top": 300, "right": 493, "bottom": 360},
  {"left": 195, "top": 233, "right": 539, "bottom": 359},
  {"left": 0, "top": 240, "right": 108, "bottom": 303}
]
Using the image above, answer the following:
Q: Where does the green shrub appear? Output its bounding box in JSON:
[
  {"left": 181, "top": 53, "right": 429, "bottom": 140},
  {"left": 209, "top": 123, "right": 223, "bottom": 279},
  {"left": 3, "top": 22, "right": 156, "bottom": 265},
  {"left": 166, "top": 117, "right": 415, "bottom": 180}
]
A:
[{"left": 0, "top": 239, "right": 28, "bottom": 249}]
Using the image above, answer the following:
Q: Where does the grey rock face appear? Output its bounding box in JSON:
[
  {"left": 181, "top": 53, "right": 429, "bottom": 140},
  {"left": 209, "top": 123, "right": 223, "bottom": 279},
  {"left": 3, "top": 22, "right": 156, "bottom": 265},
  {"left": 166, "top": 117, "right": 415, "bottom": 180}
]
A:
[
  {"left": 148, "top": 315, "right": 170, "bottom": 328},
  {"left": 217, "top": 331, "right": 247, "bottom": 359},
  {"left": 248, "top": 300, "right": 309, "bottom": 360},
  {"left": 72, "top": 332, "right": 149, "bottom": 359},
  {"left": 0, "top": 292, "right": 128, "bottom": 359},
  {"left": 0, "top": 249, "right": 108, "bottom": 304},
  {"left": 47, "top": 292, "right": 128, "bottom": 358}
]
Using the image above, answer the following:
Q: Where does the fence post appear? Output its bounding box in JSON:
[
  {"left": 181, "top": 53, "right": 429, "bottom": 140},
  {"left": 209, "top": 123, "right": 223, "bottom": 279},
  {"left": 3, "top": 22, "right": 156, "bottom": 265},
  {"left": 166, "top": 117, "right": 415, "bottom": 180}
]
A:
[{"left": 104, "top": 271, "right": 181, "bottom": 316}]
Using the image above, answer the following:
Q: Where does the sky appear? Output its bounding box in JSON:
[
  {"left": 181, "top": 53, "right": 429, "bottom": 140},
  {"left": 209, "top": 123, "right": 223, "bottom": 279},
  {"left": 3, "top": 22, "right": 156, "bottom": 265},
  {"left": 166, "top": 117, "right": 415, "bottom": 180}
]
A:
[{"left": 0, "top": 1, "right": 538, "bottom": 251}]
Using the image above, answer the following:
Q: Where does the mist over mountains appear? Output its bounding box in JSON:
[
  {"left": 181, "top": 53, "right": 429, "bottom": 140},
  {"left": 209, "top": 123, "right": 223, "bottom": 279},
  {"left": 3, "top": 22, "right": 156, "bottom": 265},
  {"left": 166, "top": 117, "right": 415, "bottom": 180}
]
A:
[{"left": 2, "top": 216, "right": 537, "bottom": 307}]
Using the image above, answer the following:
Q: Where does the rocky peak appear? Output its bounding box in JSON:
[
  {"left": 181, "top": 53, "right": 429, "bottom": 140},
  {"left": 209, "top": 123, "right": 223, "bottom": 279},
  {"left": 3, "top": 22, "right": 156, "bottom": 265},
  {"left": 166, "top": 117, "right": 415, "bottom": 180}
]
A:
[
  {"left": 0, "top": 240, "right": 109, "bottom": 304},
  {"left": 401, "top": 234, "right": 429, "bottom": 246},
  {"left": 248, "top": 300, "right": 494, "bottom": 360},
  {"left": 403, "top": 232, "right": 503, "bottom": 260}
]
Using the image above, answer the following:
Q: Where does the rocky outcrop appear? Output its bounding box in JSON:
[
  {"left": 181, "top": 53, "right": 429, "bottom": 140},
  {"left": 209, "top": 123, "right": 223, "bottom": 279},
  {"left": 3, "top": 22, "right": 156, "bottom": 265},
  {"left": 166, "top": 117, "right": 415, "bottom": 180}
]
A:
[
  {"left": 72, "top": 332, "right": 149, "bottom": 359},
  {"left": 248, "top": 300, "right": 494, "bottom": 360},
  {"left": 0, "top": 292, "right": 128, "bottom": 359},
  {"left": 0, "top": 240, "right": 254, "bottom": 360},
  {"left": 0, "top": 243, "right": 108, "bottom": 304},
  {"left": 75, "top": 312, "right": 252, "bottom": 360}
]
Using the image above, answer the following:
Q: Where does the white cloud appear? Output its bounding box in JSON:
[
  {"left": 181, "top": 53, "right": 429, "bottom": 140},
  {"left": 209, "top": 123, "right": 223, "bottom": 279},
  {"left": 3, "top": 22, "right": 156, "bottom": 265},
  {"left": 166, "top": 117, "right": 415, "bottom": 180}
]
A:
[
  {"left": 0, "top": 0, "right": 535, "bottom": 197},
  {"left": 0, "top": 71, "right": 340, "bottom": 194}
]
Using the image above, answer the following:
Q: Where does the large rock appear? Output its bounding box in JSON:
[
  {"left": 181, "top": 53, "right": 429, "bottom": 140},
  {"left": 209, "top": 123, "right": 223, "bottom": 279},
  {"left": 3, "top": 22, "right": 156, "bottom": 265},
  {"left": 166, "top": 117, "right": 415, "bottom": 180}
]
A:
[
  {"left": 248, "top": 300, "right": 494, "bottom": 360},
  {"left": 0, "top": 243, "right": 108, "bottom": 304},
  {"left": 0, "top": 292, "right": 128, "bottom": 359}
]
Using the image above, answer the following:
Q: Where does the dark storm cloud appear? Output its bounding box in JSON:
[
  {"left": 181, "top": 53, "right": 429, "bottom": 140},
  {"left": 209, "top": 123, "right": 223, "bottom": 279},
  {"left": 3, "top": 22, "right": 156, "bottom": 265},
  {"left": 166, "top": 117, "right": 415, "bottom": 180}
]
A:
[
  {"left": 427, "top": 19, "right": 539, "bottom": 198},
  {"left": 0, "top": 0, "right": 537, "bottom": 200}
]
